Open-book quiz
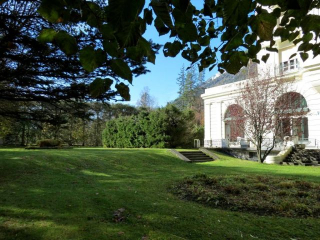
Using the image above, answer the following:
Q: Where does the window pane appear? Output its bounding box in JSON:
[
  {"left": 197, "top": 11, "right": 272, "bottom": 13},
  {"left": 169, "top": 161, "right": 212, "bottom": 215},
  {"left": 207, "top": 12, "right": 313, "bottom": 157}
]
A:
[{"left": 283, "top": 61, "right": 288, "bottom": 71}]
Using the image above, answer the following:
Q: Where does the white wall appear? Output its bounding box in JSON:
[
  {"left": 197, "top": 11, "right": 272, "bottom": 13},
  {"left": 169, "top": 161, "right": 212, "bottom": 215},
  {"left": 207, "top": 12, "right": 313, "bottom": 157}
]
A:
[{"left": 201, "top": 40, "right": 320, "bottom": 146}]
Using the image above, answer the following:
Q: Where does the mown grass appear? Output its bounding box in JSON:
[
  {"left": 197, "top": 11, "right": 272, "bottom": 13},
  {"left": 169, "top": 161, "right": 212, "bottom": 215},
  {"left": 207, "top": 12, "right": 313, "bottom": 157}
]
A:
[{"left": 0, "top": 148, "right": 320, "bottom": 240}]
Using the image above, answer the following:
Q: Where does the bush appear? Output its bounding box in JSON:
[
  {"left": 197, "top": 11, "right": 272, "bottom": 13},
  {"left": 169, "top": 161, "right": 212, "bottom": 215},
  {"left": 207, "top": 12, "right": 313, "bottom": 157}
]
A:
[
  {"left": 102, "top": 104, "right": 196, "bottom": 148},
  {"left": 37, "top": 139, "right": 61, "bottom": 148}
]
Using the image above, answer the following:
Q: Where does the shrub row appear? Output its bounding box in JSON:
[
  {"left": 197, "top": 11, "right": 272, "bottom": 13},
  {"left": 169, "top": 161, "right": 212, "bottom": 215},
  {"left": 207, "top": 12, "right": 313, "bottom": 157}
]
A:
[{"left": 102, "top": 105, "right": 199, "bottom": 148}]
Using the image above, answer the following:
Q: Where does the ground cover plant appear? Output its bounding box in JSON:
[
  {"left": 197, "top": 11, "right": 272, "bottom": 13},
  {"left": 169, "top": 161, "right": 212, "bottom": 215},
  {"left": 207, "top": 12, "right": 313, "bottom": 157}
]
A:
[
  {"left": 171, "top": 174, "right": 320, "bottom": 218},
  {"left": 1, "top": 148, "right": 320, "bottom": 239}
]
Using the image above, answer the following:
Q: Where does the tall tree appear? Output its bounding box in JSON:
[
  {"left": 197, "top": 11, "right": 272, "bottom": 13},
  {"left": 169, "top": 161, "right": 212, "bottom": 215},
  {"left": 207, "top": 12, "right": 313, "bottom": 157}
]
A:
[
  {"left": 176, "top": 65, "right": 186, "bottom": 96},
  {"left": 0, "top": 0, "right": 159, "bottom": 120}
]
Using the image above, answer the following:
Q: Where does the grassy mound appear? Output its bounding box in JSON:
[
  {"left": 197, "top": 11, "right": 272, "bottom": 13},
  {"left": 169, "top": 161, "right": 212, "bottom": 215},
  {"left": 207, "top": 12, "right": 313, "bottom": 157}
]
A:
[
  {"left": 171, "top": 174, "right": 320, "bottom": 218},
  {"left": 1, "top": 148, "right": 320, "bottom": 239}
]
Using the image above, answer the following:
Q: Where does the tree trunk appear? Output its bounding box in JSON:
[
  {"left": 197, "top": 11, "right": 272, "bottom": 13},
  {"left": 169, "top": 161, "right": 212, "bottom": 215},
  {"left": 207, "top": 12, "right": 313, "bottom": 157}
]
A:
[
  {"left": 82, "top": 119, "right": 85, "bottom": 146},
  {"left": 257, "top": 136, "right": 263, "bottom": 163},
  {"left": 20, "top": 123, "right": 25, "bottom": 146}
]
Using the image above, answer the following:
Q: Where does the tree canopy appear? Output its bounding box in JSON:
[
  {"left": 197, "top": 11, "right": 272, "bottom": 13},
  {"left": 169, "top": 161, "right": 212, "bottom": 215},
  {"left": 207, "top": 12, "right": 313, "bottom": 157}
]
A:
[{"left": 1, "top": 0, "right": 320, "bottom": 102}]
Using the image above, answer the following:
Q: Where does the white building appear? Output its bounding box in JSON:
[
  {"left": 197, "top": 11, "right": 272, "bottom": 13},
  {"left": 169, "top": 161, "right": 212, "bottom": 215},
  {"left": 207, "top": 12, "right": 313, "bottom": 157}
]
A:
[{"left": 201, "top": 38, "right": 320, "bottom": 150}]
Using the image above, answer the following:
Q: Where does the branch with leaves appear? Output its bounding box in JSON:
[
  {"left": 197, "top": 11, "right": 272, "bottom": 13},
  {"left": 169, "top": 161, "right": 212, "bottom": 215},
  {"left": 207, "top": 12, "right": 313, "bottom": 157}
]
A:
[{"left": 1, "top": 0, "right": 320, "bottom": 102}]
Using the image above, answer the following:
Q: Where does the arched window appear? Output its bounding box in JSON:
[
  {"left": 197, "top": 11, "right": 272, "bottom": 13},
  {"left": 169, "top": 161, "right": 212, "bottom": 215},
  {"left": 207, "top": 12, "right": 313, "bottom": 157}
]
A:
[
  {"left": 276, "top": 92, "right": 308, "bottom": 113},
  {"left": 275, "top": 92, "right": 309, "bottom": 140},
  {"left": 224, "top": 104, "right": 244, "bottom": 142}
]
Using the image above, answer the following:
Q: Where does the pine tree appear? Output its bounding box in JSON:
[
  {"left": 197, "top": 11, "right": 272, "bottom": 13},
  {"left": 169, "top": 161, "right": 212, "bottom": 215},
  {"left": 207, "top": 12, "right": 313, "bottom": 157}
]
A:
[{"left": 176, "top": 65, "right": 186, "bottom": 96}]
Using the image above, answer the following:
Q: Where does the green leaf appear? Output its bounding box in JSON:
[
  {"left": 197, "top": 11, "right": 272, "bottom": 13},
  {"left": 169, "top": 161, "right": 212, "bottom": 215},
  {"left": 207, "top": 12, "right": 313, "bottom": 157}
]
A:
[
  {"left": 293, "top": 38, "right": 303, "bottom": 45},
  {"left": 103, "top": 40, "right": 119, "bottom": 58},
  {"left": 81, "top": 2, "right": 102, "bottom": 28},
  {"left": 302, "top": 32, "right": 313, "bottom": 43},
  {"left": 244, "top": 33, "right": 257, "bottom": 45},
  {"left": 54, "top": 31, "right": 78, "bottom": 55},
  {"left": 80, "top": 47, "right": 106, "bottom": 72},
  {"left": 223, "top": 52, "right": 248, "bottom": 74},
  {"left": 38, "top": 0, "right": 65, "bottom": 23},
  {"left": 191, "top": 43, "right": 201, "bottom": 52},
  {"left": 108, "top": 0, "right": 145, "bottom": 29},
  {"left": 154, "top": 17, "right": 170, "bottom": 36},
  {"left": 198, "top": 36, "right": 210, "bottom": 46},
  {"left": 256, "top": 13, "right": 277, "bottom": 41},
  {"left": 207, "top": 21, "right": 216, "bottom": 38},
  {"left": 289, "top": 53, "right": 297, "bottom": 59},
  {"left": 172, "top": 0, "right": 190, "bottom": 12},
  {"left": 298, "top": 42, "right": 313, "bottom": 52},
  {"left": 224, "top": 55, "right": 244, "bottom": 74},
  {"left": 261, "top": 53, "right": 270, "bottom": 63},
  {"left": 256, "top": 0, "right": 279, "bottom": 5},
  {"left": 163, "top": 41, "right": 183, "bottom": 57},
  {"left": 90, "top": 78, "right": 113, "bottom": 98},
  {"left": 176, "top": 22, "right": 198, "bottom": 42},
  {"left": 274, "top": 27, "right": 285, "bottom": 37},
  {"left": 312, "top": 43, "right": 320, "bottom": 57},
  {"left": 115, "top": 19, "right": 143, "bottom": 47},
  {"left": 247, "top": 44, "right": 261, "bottom": 58},
  {"left": 288, "top": 31, "right": 300, "bottom": 42},
  {"left": 203, "top": 3, "right": 213, "bottom": 17},
  {"left": 301, "top": 15, "right": 320, "bottom": 36},
  {"left": 266, "top": 47, "right": 278, "bottom": 53},
  {"left": 116, "top": 83, "right": 131, "bottom": 101},
  {"left": 151, "top": 0, "right": 173, "bottom": 28},
  {"left": 222, "top": 0, "right": 251, "bottom": 25},
  {"left": 144, "top": 9, "right": 153, "bottom": 25},
  {"left": 225, "top": 35, "right": 243, "bottom": 51},
  {"left": 271, "top": 7, "right": 281, "bottom": 18},
  {"left": 101, "top": 24, "right": 115, "bottom": 40},
  {"left": 297, "top": 0, "right": 313, "bottom": 11},
  {"left": 38, "top": 29, "right": 57, "bottom": 43},
  {"left": 111, "top": 59, "right": 133, "bottom": 83},
  {"left": 138, "top": 38, "right": 156, "bottom": 64},
  {"left": 300, "top": 52, "right": 308, "bottom": 62},
  {"left": 127, "top": 38, "right": 155, "bottom": 63},
  {"left": 181, "top": 48, "right": 198, "bottom": 62}
]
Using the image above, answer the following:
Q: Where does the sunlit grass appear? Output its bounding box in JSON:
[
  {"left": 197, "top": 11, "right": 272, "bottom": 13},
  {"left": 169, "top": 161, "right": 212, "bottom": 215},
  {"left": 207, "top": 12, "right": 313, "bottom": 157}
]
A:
[{"left": 0, "top": 148, "right": 320, "bottom": 239}]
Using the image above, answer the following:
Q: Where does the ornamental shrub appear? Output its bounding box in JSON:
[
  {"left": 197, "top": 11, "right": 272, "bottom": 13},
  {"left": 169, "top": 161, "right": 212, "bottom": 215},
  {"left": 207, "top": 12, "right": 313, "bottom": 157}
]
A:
[
  {"left": 102, "top": 104, "right": 196, "bottom": 148},
  {"left": 37, "top": 139, "right": 61, "bottom": 147}
]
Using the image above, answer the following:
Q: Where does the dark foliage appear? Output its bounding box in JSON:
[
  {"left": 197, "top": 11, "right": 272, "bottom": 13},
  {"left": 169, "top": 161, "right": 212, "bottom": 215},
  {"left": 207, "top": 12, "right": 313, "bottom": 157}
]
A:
[
  {"left": 102, "top": 104, "right": 195, "bottom": 148},
  {"left": 37, "top": 139, "right": 61, "bottom": 147}
]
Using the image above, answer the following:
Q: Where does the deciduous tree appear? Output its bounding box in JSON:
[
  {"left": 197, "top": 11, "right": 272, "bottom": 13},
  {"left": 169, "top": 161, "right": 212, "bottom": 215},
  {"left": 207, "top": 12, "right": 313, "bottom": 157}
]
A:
[
  {"left": 2, "top": 0, "right": 319, "bottom": 102},
  {"left": 232, "top": 71, "right": 307, "bottom": 163},
  {"left": 136, "top": 87, "right": 156, "bottom": 110}
]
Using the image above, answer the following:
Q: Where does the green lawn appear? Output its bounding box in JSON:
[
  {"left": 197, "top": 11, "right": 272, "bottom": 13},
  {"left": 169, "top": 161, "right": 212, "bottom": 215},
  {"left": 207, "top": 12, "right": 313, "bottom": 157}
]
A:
[{"left": 0, "top": 148, "right": 320, "bottom": 240}]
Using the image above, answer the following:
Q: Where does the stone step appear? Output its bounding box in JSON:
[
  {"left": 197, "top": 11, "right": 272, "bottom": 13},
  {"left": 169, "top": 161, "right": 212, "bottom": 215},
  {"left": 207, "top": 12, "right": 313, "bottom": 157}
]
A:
[
  {"left": 284, "top": 148, "right": 320, "bottom": 166},
  {"left": 190, "top": 159, "right": 213, "bottom": 162},
  {"left": 187, "top": 158, "right": 213, "bottom": 161},
  {"left": 179, "top": 151, "right": 203, "bottom": 154},
  {"left": 178, "top": 151, "right": 214, "bottom": 163}
]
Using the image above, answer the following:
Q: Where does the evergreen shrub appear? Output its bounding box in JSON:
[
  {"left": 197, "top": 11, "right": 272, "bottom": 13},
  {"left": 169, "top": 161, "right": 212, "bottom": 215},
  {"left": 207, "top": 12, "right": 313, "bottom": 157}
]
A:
[
  {"left": 102, "top": 105, "right": 196, "bottom": 148},
  {"left": 37, "top": 139, "right": 61, "bottom": 147}
]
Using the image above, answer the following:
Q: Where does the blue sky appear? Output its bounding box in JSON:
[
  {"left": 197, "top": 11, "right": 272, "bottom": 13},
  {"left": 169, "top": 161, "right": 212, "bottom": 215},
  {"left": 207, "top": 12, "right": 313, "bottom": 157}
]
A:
[
  {"left": 127, "top": 27, "right": 195, "bottom": 107},
  {"left": 126, "top": 1, "right": 218, "bottom": 107}
]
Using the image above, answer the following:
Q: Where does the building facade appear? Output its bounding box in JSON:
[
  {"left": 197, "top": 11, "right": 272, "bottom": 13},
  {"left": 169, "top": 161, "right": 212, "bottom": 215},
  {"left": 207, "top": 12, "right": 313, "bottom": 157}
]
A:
[{"left": 201, "top": 38, "right": 320, "bottom": 149}]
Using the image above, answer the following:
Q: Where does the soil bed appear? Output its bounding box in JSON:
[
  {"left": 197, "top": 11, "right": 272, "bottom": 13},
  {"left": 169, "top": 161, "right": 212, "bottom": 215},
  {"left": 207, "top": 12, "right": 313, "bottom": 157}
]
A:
[{"left": 171, "top": 174, "right": 320, "bottom": 218}]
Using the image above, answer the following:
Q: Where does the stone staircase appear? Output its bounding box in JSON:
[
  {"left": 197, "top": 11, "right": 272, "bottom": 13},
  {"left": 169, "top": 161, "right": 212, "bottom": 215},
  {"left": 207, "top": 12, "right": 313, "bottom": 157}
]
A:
[
  {"left": 282, "top": 148, "right": 320, "bottom": 166},
  {"left": 178, "top": 151, "right": 214, "bottom": 163}
]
